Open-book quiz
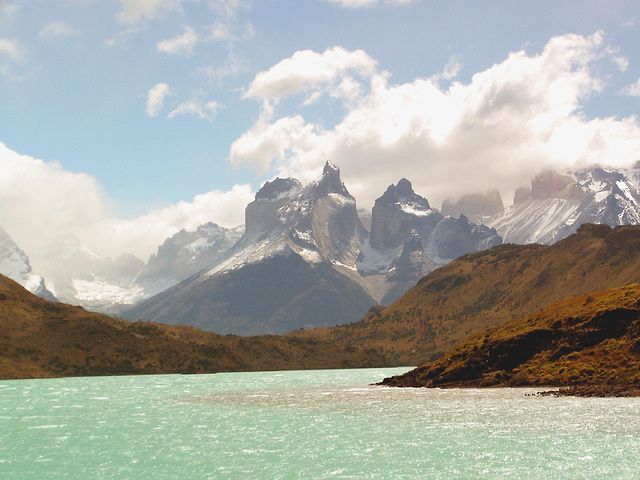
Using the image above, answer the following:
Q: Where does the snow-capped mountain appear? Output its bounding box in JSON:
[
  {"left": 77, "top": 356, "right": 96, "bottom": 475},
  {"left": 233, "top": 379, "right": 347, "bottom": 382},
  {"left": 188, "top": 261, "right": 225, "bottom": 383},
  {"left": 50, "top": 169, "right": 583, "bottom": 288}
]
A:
[
  {"left": 0, "top": 226, "right": 56, "bottom": 301},
  {"left": 359, "top": 178, "right": 501, "bottom": 304},
  {"left": 31, "top": 222, "right": 244, "bottom": 314},
  {"left": 138, "top": 222, "right": 244, "bottom": 295},
  {"left": 126, "top": 163, "right": 502, "bottom": 334},
  {"left": 125, "top": 162, "right": 377, "bottom": 334},
  {"left": 488, "top": 168, "right": 640, "bottom": 245}
]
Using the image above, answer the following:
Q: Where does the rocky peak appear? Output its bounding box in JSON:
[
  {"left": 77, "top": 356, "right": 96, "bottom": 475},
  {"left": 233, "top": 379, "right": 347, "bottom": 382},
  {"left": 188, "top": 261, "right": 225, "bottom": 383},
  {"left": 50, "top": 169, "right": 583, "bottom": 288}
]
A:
[
  {"left": 531, "top": 170, "right": 576, "bottom": 200},
  {"left": 370, "top": 179, "right": 439, "bottom": 251},
  {"left": 255, "top": 177, "right": 302, "bottom": 202},
  {"left": 376, "top": 178, "right": 431, "bottom": 210},
  {"left": 308, "top": 161, "right": 352, "bottom": 198}
]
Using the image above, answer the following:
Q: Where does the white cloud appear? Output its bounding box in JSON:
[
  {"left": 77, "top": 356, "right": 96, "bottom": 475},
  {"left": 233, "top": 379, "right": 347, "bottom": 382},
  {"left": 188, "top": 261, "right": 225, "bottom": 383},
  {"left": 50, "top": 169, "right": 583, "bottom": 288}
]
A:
[
  {"left": 168, "top": 99, "right": 219, "bottom": 121},
  {"left": 39, "top": 21, "right": 80, "bottom": 39},
  {"left": 83, "top": 184, "right": 253, "bottom": 260},
  {"left": 620, "top": 78, "right": 640, "bottom": 97},
  {"left": 0, "top": 141, "right": 252, "bottom": 273},
  {"left": 244, "top": 46, "right": 377, "bottom": 101},
  {"left": 157, "top": 25, "right": 198, "bottom": 56},
  {"left": 439, "top": 55, "right": 462, "bottom": 80},
  {"left": 0, "top": 37, "right": 24, "bottom": 62},
  {"left": 230, "top": 113, "right": 322, "bottom": 174},
  {"left": 146, "top": 82, "right": 172, "bottom": 117},
  {"left": 232, "top": 32, "right": 640, "bottom": 211},
  {"left": 117, "top": 0, "right": 182, "bottom": 24}
]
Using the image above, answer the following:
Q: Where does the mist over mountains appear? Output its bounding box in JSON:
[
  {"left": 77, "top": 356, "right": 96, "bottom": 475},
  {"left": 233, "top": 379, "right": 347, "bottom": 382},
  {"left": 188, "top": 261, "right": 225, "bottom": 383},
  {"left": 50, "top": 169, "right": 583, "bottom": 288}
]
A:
[{"left": 3, "top": 161, "right": 640, "bottom": 336}]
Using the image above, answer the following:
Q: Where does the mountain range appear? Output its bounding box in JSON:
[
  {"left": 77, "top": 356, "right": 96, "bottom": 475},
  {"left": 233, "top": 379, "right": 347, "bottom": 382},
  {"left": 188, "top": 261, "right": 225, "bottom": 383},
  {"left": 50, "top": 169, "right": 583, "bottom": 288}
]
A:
[
  {"left": 124, "top": 163, "right": 500, "bottom": 334},
  {"left": 291, "top": 223, "right": 640, "bottom": 365},
  {"left": 379, "top": 282, "right": 640, "bottom": 397},
  {"left": 3, "top": 163, "right": 640, "bottom": 337},
  {"left": 0, "top": 273, "right": 386, "bottom": 379}
]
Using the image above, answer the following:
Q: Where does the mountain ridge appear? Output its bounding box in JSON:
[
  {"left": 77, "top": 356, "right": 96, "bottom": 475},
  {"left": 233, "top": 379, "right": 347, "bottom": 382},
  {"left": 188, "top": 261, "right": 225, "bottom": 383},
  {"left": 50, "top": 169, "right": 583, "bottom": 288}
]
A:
[
  {"left": 125, "top": 163, "right": 501, "bottom": 334},
  {"left": 0, "top": 273, "right": 386, "bottom": 380},
  {"left": 379, "top": 283, "right": 640, "bottom": 397},
  {"left": 290, "top": 223, "right": 640, "bottom": 365}
]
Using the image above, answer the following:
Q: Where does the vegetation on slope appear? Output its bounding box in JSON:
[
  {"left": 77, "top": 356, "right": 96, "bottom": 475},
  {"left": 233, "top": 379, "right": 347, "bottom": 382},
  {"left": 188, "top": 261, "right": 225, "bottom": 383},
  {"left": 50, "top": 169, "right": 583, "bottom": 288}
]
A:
[
  {"left": 380, "top": 283, "right": 640, "bottom": 396},
  {"left": 290, "top": 224, "right": 640, "bottom": 365},
  {"left": 0, "top": 275, "right": 387, "bottom": 380}
]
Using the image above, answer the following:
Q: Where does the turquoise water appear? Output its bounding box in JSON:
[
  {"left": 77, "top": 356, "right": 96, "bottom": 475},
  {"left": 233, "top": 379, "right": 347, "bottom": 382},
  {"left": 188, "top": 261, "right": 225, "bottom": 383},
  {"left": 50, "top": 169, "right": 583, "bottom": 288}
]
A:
[{"left": 1, "top": 367, "right": 640, "bottom": 479}]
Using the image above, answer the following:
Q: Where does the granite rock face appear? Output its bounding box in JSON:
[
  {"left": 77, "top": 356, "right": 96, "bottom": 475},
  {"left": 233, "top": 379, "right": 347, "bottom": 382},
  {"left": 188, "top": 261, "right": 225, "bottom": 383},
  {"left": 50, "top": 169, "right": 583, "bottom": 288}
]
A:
[{"left": 127, "top": 168, "right": 503, "bottom": 333}]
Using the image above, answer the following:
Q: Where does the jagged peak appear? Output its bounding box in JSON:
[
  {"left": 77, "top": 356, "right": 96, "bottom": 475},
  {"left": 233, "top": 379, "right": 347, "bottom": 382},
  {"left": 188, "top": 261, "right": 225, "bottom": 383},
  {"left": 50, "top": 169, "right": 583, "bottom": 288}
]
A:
[
  {"left": 255, "top": 177, "right": 302, "bottom": 201},
  {"left": 308, "top": 161, "right": 352, "bottom": 198},
  {"left": 323, "top": 161, "right": 340, "bottom": 176},
  {"left": 375, "top": 178, "right": 431, "bottom": 211},
  {"left": 396, "top": 178, "right": 414, "bottom": 197}
]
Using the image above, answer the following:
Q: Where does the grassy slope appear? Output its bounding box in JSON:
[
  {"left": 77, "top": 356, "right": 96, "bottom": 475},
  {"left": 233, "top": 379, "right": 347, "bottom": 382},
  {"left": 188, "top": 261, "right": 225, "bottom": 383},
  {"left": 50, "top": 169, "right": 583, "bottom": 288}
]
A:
[
  {"left": 0, "top": 275, "right": 387, "bottom": 380},
  {"left": 290, "top": 224, "right": 640, "bottom": 365},
  {"left": 380, "top": 283, "right": 640, "bottom": 396}
]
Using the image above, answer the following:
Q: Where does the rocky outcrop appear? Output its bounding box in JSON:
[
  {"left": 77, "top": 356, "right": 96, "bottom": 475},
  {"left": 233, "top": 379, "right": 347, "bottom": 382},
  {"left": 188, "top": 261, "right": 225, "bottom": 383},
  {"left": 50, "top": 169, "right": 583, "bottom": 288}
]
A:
[{"left": 379, "top": 283, "right": 640, "bottom": 396}]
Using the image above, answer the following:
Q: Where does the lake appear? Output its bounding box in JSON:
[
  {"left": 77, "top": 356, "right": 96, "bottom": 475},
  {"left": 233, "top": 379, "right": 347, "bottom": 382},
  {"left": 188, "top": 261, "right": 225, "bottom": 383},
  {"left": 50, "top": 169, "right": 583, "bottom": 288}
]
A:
[{"left": 1, "top": 367, "right": 639, "bottom": 479}]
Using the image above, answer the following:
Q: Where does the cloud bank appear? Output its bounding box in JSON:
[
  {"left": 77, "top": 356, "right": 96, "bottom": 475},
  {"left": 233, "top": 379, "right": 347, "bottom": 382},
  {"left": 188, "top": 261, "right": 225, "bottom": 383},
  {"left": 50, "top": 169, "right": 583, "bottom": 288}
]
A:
[
  {"left": 231, "top": 32, "right": 640, "bottom": 210},
  {"left": 0, "top": 142, "right": 253, "bottom": 273}
]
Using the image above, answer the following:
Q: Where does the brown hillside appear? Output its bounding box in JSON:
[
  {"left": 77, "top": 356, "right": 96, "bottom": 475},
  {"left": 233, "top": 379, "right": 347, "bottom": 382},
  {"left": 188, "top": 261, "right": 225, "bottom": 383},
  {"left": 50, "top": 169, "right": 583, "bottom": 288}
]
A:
[
  {"left": 0, "top": 275, "right": 387, "bottom": 380},
  {"left": 380, "top": 283, "right": 640, "bottom": 396},
  {"left": 290, "top": 224, "right": 640, "bottom": 365}
]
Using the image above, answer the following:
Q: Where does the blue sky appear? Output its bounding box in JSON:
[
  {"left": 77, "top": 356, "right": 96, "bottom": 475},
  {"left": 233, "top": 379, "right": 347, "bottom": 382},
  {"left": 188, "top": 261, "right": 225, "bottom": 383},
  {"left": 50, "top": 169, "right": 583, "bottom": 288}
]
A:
[{"left": 1, "top": 0, "right": 640, "bottom": 269}]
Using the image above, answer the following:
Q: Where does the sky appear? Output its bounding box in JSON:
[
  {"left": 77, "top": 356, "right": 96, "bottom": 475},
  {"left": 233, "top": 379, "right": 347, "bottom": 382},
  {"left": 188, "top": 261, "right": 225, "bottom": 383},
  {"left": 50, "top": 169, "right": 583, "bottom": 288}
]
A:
[{"left": 1, "top": 0, "right": 640, "bottom": 273}]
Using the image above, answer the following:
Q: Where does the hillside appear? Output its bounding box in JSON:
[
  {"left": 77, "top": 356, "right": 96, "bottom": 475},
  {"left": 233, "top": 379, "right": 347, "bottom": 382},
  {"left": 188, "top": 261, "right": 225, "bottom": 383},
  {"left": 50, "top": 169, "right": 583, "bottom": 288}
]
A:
[
  {"left": 379, "top": 284, "right": 640, "bottom": 396},
  {"left": 0, "top": 274, "right": 387, "bottom": 380},
  {"left": 290, "top": 224, "right": 640, "bottom": 365}
]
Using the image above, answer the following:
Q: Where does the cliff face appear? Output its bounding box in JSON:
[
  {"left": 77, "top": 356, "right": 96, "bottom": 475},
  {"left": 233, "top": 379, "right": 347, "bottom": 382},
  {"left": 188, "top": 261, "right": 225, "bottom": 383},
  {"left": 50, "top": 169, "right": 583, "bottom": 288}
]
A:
[
  {"left": 380, "top": 283, "right": 640, "bottom": 396},
  {"left": 126, "top": 163, "right": 377, "bottom": 335}
]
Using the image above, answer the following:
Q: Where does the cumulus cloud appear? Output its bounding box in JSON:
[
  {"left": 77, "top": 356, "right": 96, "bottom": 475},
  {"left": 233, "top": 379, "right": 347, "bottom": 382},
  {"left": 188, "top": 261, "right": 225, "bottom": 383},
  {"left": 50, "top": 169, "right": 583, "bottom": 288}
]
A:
[
  {"left": 39, "top": 21, "right": 79, "bottom": 39},
  {"left": 168, "top": 99, "right": 219, "bottom": 121},
  {"left": 620, "top": 78, "right": 640, "bottom": 97},
  {"left": 157, "top": 25, "right": 198, "bottom": 56},
  {"left": 117, "top": 0, "right": 182, "bottom": 24},
  {"left": 231, "top": 32, "right": 640, "bottom": 211},
  {"left": 0, "top": 37, "right": 24, "bottom": 62},
  {"left": 0, "top": 141, "right": 252, "bottom": 272},
  {"left": 82, "top": 184, "right": 253, "bottom": 260},
  {"left": 244, "top": 46, "right": 377, "bottom": 101},
  {"left": 146, "top": 82, "right": 172, "bottom": 117}
]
